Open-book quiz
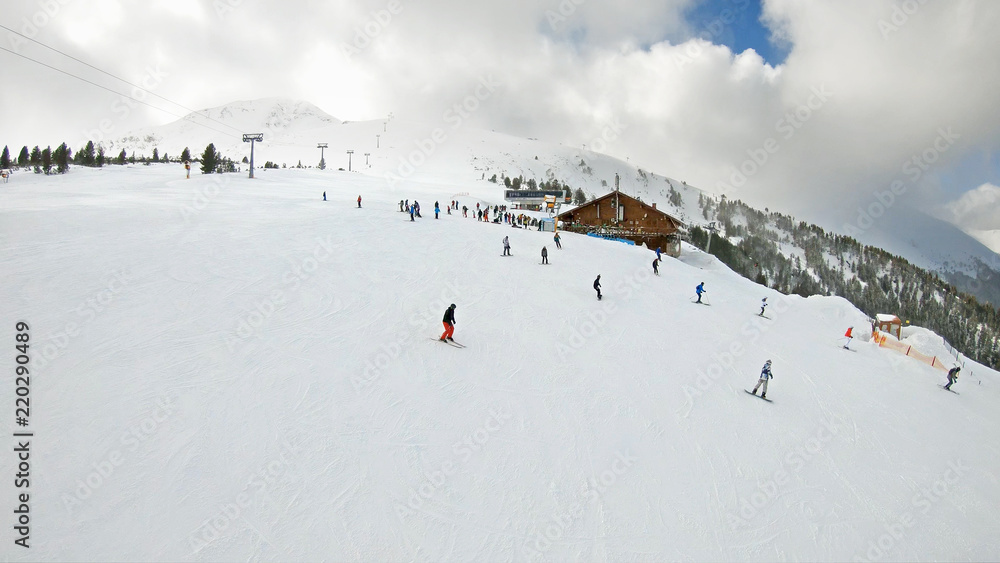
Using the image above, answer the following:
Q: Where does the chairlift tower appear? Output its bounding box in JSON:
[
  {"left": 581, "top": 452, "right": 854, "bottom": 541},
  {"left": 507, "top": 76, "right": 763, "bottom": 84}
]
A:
[
  {"left": 346, "top": 150, "right": 354, "bottom": 172},
  {"left": 243, "top": 133, "right": 263, "bottom": 178},
  {"left": 317, "top": 143, "right": 328, "bottom": 168}
]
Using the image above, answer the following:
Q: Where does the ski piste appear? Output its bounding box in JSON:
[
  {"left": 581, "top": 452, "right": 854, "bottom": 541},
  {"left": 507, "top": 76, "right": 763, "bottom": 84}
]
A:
[{"left": 744, "top": 390, "right": 772, "bottom": 402}]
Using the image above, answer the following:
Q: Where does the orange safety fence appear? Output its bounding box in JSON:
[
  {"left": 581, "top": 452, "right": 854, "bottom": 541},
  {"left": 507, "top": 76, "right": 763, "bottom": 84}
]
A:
[{"left": 873, "top": 330, "right": 948, "bottom": 372}]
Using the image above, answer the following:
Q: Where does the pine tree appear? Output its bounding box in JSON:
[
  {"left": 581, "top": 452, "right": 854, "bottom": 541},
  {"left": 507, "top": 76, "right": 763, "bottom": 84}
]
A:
[
  {"left": 81, "top": 141, "right": 96, "bottom": 166},
  {"left": 17, "top": 146, "right": 29, "bottom": 167},
  {"left": 96, "top": 146, "right": 105, "bottom": 167},
  {"left": 573, "top": 188, "right": 587, "bottom": 205},
  {"left": 180, "top": 147, "right": 191, "bottom": 163},
  {"left": 318, "top": 157, "right": 326, "bottom": 170},
  {"left": 41, "top": 146, "right": 52, "bottom": 174},
  {"left": 54, "top": 143, "right": 69, "bottom": 173},
  {"left": 201, "top": 143, "right": 218, "bottom": 174},
  {"left": 30, "top": 146, "right": 41, "bottom": 173},
  {"left": 0, "top": 146, "right": 10, "bottom": 169},
  {"left": 152, "top": 148, "right": 159, "bottom": 162},
  {"left": 117, "top": 149, "right": 127, "bottom": 165}
]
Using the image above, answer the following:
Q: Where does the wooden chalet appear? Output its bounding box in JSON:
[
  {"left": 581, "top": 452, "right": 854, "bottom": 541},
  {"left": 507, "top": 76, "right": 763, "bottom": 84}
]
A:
[{"left": 556, "top": 191, "right": 685, "bottom": 256}]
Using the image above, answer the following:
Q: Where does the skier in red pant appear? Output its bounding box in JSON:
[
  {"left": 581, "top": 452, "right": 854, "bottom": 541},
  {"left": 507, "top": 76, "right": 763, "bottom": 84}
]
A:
[{"left": 440, "top": 304, "right": 457, "bottom": 342}]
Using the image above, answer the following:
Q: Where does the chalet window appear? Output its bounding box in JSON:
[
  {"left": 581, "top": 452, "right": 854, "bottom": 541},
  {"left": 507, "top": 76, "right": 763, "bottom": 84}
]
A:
[{"left": 596, "top": 203, "right": 600, "bottom": 219}]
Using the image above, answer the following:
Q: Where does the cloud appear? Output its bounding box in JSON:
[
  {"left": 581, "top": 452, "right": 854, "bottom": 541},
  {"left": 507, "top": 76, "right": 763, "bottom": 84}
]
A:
[
  {"left": 2, "top": 0, "right": 999, "bottom": 234},
  {"left": 943, "top": 183, "right": 1000, "bottom": 231}
]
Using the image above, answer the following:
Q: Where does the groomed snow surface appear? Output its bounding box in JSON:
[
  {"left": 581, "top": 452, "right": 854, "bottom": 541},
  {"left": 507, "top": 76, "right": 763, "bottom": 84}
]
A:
[{"left": 2, "top": 165, "right": 999, "bottom": 561}]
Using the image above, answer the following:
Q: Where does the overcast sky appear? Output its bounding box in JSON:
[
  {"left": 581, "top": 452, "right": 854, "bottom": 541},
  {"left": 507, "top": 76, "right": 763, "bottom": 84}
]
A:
[{"left": 2, "top": 0, "right": 999, "bottom": 234}]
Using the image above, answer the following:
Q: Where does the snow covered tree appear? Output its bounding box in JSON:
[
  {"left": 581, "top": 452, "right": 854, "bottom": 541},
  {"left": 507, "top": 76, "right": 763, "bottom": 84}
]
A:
[
  {"left": 200, "top": 143, "right": 219, "bottom": 174},
  {"left": 318, "top": 157, "right": 326, "bottom": 170},
  {"left": 573, "top": 188, "right": 587, "bottom": 205},
  {"left": 0, "top": 146, "right": 10, "bottom": 169},
  {"left": 17, "top": 146, "right": 29, "bottom": 167}
]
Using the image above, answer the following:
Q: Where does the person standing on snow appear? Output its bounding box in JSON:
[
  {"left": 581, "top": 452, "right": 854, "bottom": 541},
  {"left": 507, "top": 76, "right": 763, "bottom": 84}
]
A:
[
  {"left": 440, "top": 304, "right": 457, "bottom": 342},
  {"left": 323, "top": 191, "right": 327, "bottom": 201},
  {"left": 944, "top": 365, "right": 961, "bottom": 390},
  {"left": 594, "top": 275, "right": 602, "bottom": 300},
  {"left": 435, "top": 202, "right": 440, "bottom": 219},
  {"left": 541, "top": 246, "right": 548, "bottom": 264},
  {"left": 751, "top": 360, "right": 773, "bottom": 399},
  {"left": 652, "top": 259, "right": 659, "bottom": 275},
  {"left": 358, "top": 195, "right": 362, "bottom": 208},
  {"left": 695, "top": 282, "right": 706, "bottom": 303},
  {"left": 759, "top": 297, "right": 768, "bottom": 316},
  {"left": 843, "top": 326, "right": 854, "bottom": 349},
  {"left": 409, "top": 204, "right": 415, "bottom": 222},
  {"left": 503, "top": 236, "right": 511, "bottom": 256},
  {"left": 656, "top": 247, "right": 662, "bottom": 262},
  {"left": 554, "top": 232, "right": 562, "bottom": 249}
]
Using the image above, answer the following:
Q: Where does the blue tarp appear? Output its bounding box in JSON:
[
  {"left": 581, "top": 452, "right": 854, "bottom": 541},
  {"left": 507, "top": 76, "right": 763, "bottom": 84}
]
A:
[{"left": 586, "top": 233, "right": 635, "bottom": 246}]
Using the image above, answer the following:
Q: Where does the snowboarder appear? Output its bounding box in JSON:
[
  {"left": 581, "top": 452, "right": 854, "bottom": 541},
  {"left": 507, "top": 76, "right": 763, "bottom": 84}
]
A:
[
  {"left": 554, "top": 232, "right": 562, "bottom": 249},
  {"left": 594, "top": 275, "right": 602, "bottom": 300},
  {"left": 503, "top": 236, "right": 511, "bottom": 256},
  {"left": 759, "top": 297, "right": 768, "bottom": 316},
  {"left": 435, "top": 202, "right": 440, "bottom": 219},
  {"left": 440, "top": 304, "right": 457, "bottom": 342},
  {"left": 652, "top": 259, "right": 659, "bottom": 275},
  {"left": 944, "top": 365, "right": 961, "bottom": 390},
  {"left": 323, "top": 191, "right": 327, "bottom": 201},
  {"left": 541, "top": 246, "right": 548, "bottom": 264},
  {"left": 695, "top": 282, "right": 706, "bottom": 304},
  {"left": 843, "top": 327, "right": 854, "bottom": 349},
  {"left": 357, "top": 195, "right": 362, "bottom": 208},
  {"left": 751, "top": 360, "right": 773, "bottom": 399}
]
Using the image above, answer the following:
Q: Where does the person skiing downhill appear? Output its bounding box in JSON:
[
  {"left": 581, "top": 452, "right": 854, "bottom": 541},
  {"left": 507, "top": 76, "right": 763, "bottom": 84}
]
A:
[
  {"left": 503, "top": 236, "right": 511, "bottom": 256},
  {"left": 440, "top": 304, "right": 457, "bottom": 342},
  {"left": 759, "top": 297, "right": 768, "bottom": 316},
  {"left": 844, "top": 326, "right": 854, "bottom": 349},
  {"left": 944, "top": 365, "right": 961, "bottom": 390},
  {"left": 656, "top": 247, "right": 662, "bottom": 262},
  {"left": 594, "top": 275, "right": 602, "bottom": 300},
  {"left": 751, "top": 360, "right": 773, "bottom": 399},
  {"left": 652, "top": 259, "right": 659, "bottom": 275},
  {"left": 541, "top": 246, "right": 548, "bottom": 264},
  {"left": 554, "top": 232, "right": 562, "bottom": 249},
  {"left": 695, "top": 282, "right": 706, "bottom": 303}
]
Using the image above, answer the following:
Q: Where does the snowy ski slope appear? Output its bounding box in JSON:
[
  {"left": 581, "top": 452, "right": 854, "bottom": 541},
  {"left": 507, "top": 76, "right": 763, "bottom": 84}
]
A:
[{"left": 1, "top": 164, "right": 999, "bottom": 561}]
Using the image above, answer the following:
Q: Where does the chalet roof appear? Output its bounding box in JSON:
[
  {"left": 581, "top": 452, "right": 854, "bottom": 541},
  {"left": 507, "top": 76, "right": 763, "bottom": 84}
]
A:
[
  {"left": 557, "top": 191, "right": 685, "bottom": 228},
  {"left": 876, "top": 314, "right": 902, "bottom": 323}
]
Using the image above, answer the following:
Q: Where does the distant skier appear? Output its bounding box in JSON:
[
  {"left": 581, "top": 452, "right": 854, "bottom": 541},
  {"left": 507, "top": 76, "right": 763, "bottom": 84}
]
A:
[
  {"left": 541, "top": 246, "right": 548, "bottom": 264},
  {"left": 503, "top": 236, "right": 511, "bottom": 256},
  {"left": 435, "top": 202, "right": 440, "bottom": 219},
  {"left": 594, "top": 275, "right": 602, "bottom": 300},
  {"left": 944, "top": 365, "right": 961, "bottom": 390},
  {"left": 399, "top": 200, "right": 404, "bottom": 212},
  {"left": 462, "top": 205, "right": 468, "bottom": 217},
  {"left": 414, "top": 201, "right": 421, "bottom": 217},
  {"left": 759, "top": 297, "right": 768, "bottom": 316},
  {"left": 751, "top": 360, "right": 773, "bottom": 399},
  {"left": 695, "top": 282, "right": 706, "bottom": 304},
  {"left": 843, "top": 326, "right": 854, "bottom": 349},
  {"left": 184, "top": 160, "right": 191, "bottom": 179},
  {"left": 554, "top": 232, "right": 562, "bottom": 249},
  {"left": 409, "top": 204, "right": 415, "bottom": 222},
  {"left": 358, "top": 195, "right": 362, "bottom": 208},
  {"left": 439, "top": 303, "right": 457, "bottom": 342},
  {"left": 323, "top": 191, "right": 327, "bottom": 201},
  {"left": 656, "top": 247, "right": 662, "bottom": 262},
  {"left": 652, "top": 259, "right": 659, "bottom": 275}
]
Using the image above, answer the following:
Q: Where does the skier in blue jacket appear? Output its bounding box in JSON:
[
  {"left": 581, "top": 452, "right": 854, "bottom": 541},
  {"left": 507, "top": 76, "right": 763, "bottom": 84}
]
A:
[
  {"left": 695, "top": 282, "right": 706, "bottom": 303},
  {"left": 751, "top": 360, "right": 773, "bottom": 399}
]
